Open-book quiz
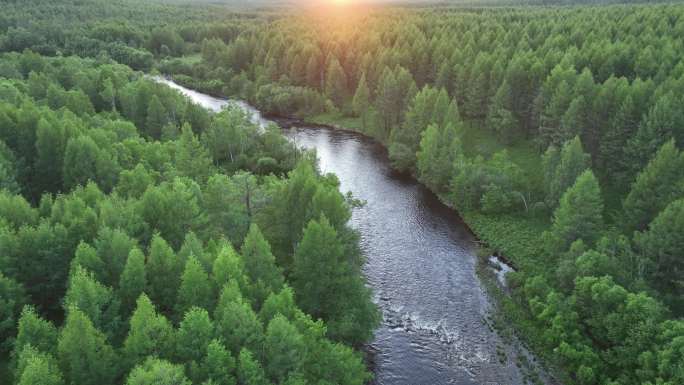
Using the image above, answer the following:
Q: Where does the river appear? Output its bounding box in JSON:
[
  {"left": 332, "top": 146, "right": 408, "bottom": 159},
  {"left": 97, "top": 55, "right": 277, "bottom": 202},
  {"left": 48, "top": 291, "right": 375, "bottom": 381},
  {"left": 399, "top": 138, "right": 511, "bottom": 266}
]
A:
[{"left": 155, "top": 77, "right": 545, "bottom": 385}]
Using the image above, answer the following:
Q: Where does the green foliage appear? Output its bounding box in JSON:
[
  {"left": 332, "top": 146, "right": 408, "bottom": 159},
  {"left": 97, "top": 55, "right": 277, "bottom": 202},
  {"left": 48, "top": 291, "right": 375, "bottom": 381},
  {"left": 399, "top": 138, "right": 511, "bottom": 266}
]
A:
[
  {"left": 146, "top": 235, "right": 183, "bottom": 314},
  {"left": 241, "top": 224, "right": 284, "bottom": 308},
  {"left": 325, "top": 57, "right": 347, "bottom": 108},
  {"left": 0, "top": 273, "right": 26, "bottom": 353},
  {"left": 214, "top": 284, "right": 264, "bottom": 356},
  {"left": 176, "top": 307, "right": 214, "bottom": 378},
  {"left": 543, "top": 136, "right": 591, "bottom": 209},
  {"left": 263, "top": 315, "right": 305, "bottom": 383},
  {"left": 123, "top": 294, "right": 175, "bottom": 370},
  {"left": 126, "top": 358, "right": 190, "bottom": 385},
  {"left": 292, "top": 217, "right": 378, "bottom": 345},
  {"left": 63, "top": 266, "right": 120, "bottom": 340},
  {"left": 118, "top": 248, "right": 147, "bottom": 318},
  {"left": 622, "top": 140, "right": 684, "bottom": 233},
  {"left": 543, "top": 170, "right": 604, "bottom": 255},
  {"left": 417, "top": 123, "right": 462, "bottom": 192},
  {"left": 57, "top": 307, "right": 118, "bottom": 385},
  {"left": 15, "top": 345, "right": 63, "bottom": 385},
  {"left": 237, "top": 349, "right": 270, "bottom": 385},
  {"left": 176, "top": 256, "right": 213, "bottom": 316},
  {"left": 634, "top": 199, "right": 684, "bottom": 312},
  {"left": 11, "top": 306, "right": 58, "bottom": 365}
]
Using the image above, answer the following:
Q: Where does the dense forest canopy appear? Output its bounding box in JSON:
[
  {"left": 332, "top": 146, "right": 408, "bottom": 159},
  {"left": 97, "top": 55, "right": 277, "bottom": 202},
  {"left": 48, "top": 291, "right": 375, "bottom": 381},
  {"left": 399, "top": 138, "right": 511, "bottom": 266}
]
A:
[{"left": 2, "top": 1, "right": 684, "bottom": 385}]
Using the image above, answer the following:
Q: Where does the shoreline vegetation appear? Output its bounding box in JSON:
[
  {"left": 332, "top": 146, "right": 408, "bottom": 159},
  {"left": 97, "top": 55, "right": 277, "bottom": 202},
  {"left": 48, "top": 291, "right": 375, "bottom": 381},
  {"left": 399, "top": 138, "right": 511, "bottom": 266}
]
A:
[{"left": 2, "top": 1, "right": 684, "bottom": 385}]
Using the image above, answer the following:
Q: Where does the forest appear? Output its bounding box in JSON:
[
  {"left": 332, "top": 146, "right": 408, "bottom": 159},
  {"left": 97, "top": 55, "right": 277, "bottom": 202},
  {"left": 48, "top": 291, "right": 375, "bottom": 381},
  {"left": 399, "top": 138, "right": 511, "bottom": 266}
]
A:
[{"left": 2, "top": 0, "right": 684, "bottom": 385}]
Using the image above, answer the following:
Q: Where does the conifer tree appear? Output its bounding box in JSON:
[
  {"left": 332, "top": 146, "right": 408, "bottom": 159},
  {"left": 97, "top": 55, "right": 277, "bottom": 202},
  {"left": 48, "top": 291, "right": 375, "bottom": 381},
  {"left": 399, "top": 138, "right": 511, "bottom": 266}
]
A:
[
  {"left": 241, "top": 224, "right": 284, "bottom": 307},
  {"left": 626, "top": 93, "right": 684, "bottom": 178},
  {"left": 214, "top": 284, "right": 264, "bottom": 356},
  {"left": 212, "top": 245, "right": 246, "bottom": 294},
  {"left": 622, "top": 140, "right": 684, "bottom": 233},
  {"left": 544, "top": 170, "right": 604, "bottom": 255},
  {"left": 237, "top": 349, "right": 270, "bottom": 385},
  {"left": 0, "top": 273, "right": 26, "bottom": 353},
  {"left": 352, "top": 72, "right": 370, "bottom": 129},
  {"left": 145, "top": 95, "right": 166, "bottom": 139},
  {"left": 11, "top": 306, "right": 58, "bottom": 371},
  {"left": 118, "top": 248, "right": 147, "bottom": 318},
  {"left": 126, "top": 357, "right": 191, "bottom": 385},
  {"left": 63, "top": 265, "right": 120, "bottom": 338},
  {"left": 487, "top": 80, "right": 518, "bottom": 143},
  {"left": 544, "top": 136, "right": 591, "bottom": 209},
  {"left": 123, "top": 294, "right": 175, "bottom": 369},
  {"left": 416, "top": 123, "right": 463, "bottom": 192},
  {"left": 57, "top": 307, "right": 118, "bottom": 385},
  {"left": 176, "top": 307, "right": 214, "bottom": 374},
  {"left": 292, "top": 217, "right": 378, "bottom": 344},
  {"left": 146, "top": 235, "right": 183, "bottom": 314},
  {"left": 16, "top": 346, "right": 64, "bottom": 385},
  {"left": 635, "top": 199, "right": 684, "bottom": 311},
  {"left": 176, "top": 123, "right": 213, "bottom": 184},
  {"left": 176, "top": 255, "right": 213, "bottom": 316},
  {"left": 325, "top": 57, "right": 347, "bottom": 107},
  {"left": 201, "top": 339, "right": 236, "bottom": 385},
  {"left": 264, "top": 315, "right": 305, "bottom": 383}
]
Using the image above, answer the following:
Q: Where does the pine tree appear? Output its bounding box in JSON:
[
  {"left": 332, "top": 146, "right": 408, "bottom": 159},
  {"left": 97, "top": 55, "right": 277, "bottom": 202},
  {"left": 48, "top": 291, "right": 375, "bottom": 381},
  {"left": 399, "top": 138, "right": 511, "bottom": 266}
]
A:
[
  {"left": 292, "top": 217, "right": 378, "bottom": 344},
  {"left": 57, "top": 307, "right": 118, "bottom": 385},
  {"left": 626, "top": 93, "right": 684, "bottom": 181},
  {"left": 259, "top": 286, "right": 298, "bottom": 324},
  {"left": 212, "top": 245, "right": 247, "bottom": 294},
  {"left": 389, "top": 86, "right": 437, "bottom": 171},
  {"left": 118, "top": 248, "right": 147, "bottom": 318},
  {"left": 201, "top": 339, "right": 236, "bottom": 385},
  {"left": 62, "top": 135, "right": 102, "bottom": 190},
  {"left": 99, "top": 78, "right": 116, "bottom": 112},
  {"left": 176, "top": 123, "right": 213, "bottom": 184},
  {"left": 237, "top": 349, "right": 270, "bottom": 385},
  {"left": 325, "top": 57, "right": 347, "bottom": 107},
  {"left": 176, "top": 255, "right": 213, "bottom": 316},
  {"left": 635, "top": 199, "right": 684, "bottom": 311},
  {"left": 123, "top": 294, "right": 175, "bottom": 370},
  {"left": 214, "top": 285, "right": 264, "bottom": 356},
  {"left": 416, "top": 123, "right": 463, "bottom": 192},
  {"left": 0, "top": 273, "right": 26, "bottom": 353},
  {"left": 264, "top": 315, "right": 305, "bottom": 383},
  {"left": 352, "top": 72, "right": 370, "bottom": 129},
  {"left": 70, "top": 242, "right": 105, "bottom": 282},
  {"left": 622, "top": 140, "right": 684, "bottom": 233},
  {"left": 487, "top": 80, "right": 518, "bottom": 144},
  {"left": 11, "top": 306, "right": 58, "bottom": 372},
  {"left": 145, "top": 95, "right": 166, "bottom": 139},
  {"left": 34, "top": 118, "right": 66, "bottom": 194},
  {"left": 545, "top": 136, "right": 591, "bottom": 209},
  {"left": 540, "top": 80, "right": 573, "bottom": 147},
  {"left": 544, "top": 170, "right": 604, "bottom": 255},
  {"left": 16, "top": 346, "right": 64, "bottom": 385},
  {"left": 146, "top": 235, "right": 183, "bottom": 314},
  {"left": 241, "top": 224, "right": 284, "bottom": 308},
  {"left": 176, "top": 307, "right": 214, "bottom": 371},
  {"left": 63, "top": 266, "right": 120, "bottom": 339},
  {"left": 126, "top": 357, "right": 191, "bottom": 385}
]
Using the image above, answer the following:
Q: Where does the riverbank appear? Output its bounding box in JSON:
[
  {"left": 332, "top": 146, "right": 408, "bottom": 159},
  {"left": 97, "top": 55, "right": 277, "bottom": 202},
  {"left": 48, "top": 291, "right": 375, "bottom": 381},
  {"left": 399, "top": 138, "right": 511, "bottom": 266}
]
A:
[{"left": 160, "top": 73, "right": 561, "bottom": 383}]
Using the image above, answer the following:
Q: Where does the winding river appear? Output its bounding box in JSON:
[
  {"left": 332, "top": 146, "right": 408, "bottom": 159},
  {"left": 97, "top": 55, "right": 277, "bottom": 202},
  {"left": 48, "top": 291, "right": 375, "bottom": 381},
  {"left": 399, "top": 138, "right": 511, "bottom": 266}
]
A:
[{"left": 156, "top": 77, "right": 544, "bottom": 385}]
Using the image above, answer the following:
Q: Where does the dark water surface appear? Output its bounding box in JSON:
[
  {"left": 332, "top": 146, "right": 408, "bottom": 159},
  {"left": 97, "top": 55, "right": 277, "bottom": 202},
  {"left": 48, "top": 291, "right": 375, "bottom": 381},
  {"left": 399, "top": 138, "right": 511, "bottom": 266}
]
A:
[{"left": 157, "top": 77, "right": 540, "bottom": 385}]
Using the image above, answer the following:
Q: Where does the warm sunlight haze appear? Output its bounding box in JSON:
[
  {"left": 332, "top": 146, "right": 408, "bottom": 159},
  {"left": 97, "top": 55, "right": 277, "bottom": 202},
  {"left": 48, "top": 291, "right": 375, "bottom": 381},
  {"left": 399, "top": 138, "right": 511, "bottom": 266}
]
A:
[{"left": 1, "top": 1, "right": 683, "bottom": 385}]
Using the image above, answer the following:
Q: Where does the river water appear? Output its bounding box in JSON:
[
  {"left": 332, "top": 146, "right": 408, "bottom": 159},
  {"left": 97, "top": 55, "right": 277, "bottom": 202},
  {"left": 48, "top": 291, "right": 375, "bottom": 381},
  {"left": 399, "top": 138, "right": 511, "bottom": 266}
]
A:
[{"left": 156, "top": 77, "right": 543, "bottom": 385}]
